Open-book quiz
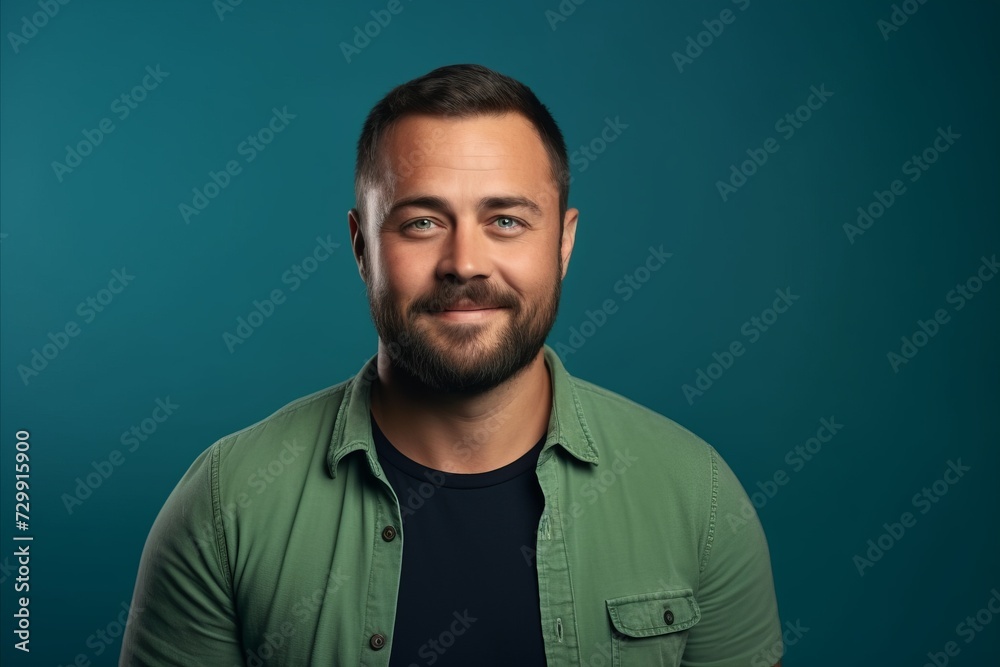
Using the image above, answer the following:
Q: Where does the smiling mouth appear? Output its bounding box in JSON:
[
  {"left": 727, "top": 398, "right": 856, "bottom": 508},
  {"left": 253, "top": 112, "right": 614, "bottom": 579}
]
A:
[
  {"left": 435, "top": 306, "right": 502, "bottom": 312},
  {"left": 427, "top": 305, "right": 508, "bottom": 321},
  {"left": 429, "top": 298, "right": 506, "bottom": 312}
]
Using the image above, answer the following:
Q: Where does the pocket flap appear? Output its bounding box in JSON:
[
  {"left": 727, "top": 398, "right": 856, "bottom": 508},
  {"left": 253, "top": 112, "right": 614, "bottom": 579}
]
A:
[{"left": 605, "top": 589, "right": 701, "bottom": 637}]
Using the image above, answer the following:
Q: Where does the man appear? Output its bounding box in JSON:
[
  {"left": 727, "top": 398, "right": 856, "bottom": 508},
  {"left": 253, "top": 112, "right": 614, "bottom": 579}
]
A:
[{"left": 121, "top": 63, "right": 783, "bottom": 666}]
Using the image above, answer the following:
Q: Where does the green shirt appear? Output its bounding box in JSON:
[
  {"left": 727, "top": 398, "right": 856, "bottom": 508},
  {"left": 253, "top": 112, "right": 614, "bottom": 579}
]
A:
[{"left": 120, "top": 344, "right": 783, "bottom": 666}]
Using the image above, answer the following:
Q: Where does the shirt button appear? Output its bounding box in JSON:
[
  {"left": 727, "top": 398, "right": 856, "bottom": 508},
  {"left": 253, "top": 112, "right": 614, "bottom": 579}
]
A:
[
  {"left": 369, "top": 633, "right": 386, "bottom": 650},
  {"left": 664, "top": 609, "right": 674, "bottom": 625},
  {"left": 381, "top": 525, "right": 397, "bottom": 541}
]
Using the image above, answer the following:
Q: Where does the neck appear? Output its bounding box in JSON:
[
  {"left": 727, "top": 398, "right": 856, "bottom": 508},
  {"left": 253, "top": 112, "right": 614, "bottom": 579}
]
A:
[{"left": 369, "top": 344, "right": 552, "bottom": 473}]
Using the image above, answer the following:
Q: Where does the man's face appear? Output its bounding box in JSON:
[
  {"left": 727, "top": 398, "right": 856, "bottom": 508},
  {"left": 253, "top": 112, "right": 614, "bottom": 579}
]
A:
[{"left": 350, "top": 112, "right": 577, "bottom": 394}]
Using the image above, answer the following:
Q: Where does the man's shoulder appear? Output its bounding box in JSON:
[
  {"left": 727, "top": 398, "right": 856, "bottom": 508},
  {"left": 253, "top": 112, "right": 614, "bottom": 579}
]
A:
[
  {"left": 568, "top": 373, "right": 718, "bottom": 467},
  {"left": 210, "top": 376, "right": 355, "bottom": 470}
]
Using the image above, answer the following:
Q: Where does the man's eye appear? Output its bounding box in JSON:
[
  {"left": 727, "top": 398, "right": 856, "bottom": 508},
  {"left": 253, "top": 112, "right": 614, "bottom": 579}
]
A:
[
  {"left": 495, "top": 216, "right": 522, "bottom": 230},
  {"left": 407, "top": 218, "right": 434, "bottom": 230}
]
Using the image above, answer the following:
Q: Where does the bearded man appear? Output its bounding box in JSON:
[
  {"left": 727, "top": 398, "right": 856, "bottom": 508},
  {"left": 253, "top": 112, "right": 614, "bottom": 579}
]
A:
[{"left": 121, "top": 63, "right": 783, "bottom": 667}]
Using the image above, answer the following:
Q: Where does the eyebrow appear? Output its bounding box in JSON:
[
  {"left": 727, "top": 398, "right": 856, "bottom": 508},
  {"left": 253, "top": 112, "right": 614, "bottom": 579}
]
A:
[{"left": 385, "top": 194, "right": 543, "bottom": 222}]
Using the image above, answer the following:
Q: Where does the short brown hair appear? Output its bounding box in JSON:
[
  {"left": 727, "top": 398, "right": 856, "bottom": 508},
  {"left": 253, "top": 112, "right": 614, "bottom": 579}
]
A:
[{"left": 354, "top": 63, "right": 570, "bottom": 229}]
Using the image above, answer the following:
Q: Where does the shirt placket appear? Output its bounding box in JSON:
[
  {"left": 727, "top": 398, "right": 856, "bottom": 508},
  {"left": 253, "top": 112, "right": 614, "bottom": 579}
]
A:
[
  {"left": 359, "top": 454, "right": 405, "bottom": 666},
  {"left": 535, "top": 449, "right": 582, "bottom": 666}
]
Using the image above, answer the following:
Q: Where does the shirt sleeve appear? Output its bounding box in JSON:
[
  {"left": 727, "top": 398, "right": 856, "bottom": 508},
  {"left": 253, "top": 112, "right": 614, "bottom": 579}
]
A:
[
  {"left": 119, "top": 442, "right": 245, "bottom": 666},
  {"left": 681, "top": 446, "right": 784, "bottom": 667}
]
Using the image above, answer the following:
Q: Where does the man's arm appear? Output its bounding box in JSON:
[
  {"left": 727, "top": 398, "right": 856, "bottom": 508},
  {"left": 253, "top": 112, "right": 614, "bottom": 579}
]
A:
[
  {"left": 120, "top": 443, "right": 244, "bottom": 666},
  {"left": 681, "top": 446, "right": 784, "bottom": 667}
]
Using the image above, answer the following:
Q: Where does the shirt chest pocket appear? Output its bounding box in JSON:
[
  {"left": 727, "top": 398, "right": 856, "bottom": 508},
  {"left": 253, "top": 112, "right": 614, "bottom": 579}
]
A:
[{"left": 605, "top": 589, "right": 701, "bottom": 667}]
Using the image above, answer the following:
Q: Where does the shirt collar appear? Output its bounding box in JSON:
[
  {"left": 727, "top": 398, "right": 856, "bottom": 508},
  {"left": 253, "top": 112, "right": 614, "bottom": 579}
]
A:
[{"left": 326, "top": 343, "right": 599, "bottom": 478}]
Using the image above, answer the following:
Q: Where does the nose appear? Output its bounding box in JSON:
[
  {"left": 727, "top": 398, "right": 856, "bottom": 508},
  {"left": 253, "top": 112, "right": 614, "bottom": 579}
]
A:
[{"left": 435, "top": 219, "right": 492, "bottom": 282}]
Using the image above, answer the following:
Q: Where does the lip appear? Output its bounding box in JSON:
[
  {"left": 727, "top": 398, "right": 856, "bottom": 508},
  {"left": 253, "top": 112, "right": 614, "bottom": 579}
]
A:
[
  {"left": 434, "top": 299, "right": 500, "bottom": 311},
  {"left": 428, "top": 306, "right": 507, "bottom": 322},
  {"left": 438, "top": 305, "right": 499, "bottom": 311}
]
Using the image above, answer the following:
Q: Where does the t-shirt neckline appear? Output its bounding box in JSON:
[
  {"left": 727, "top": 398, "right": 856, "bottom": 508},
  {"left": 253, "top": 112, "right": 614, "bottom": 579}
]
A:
[{"left": 370, "top": 411, "right": 545, "bottom": 489}]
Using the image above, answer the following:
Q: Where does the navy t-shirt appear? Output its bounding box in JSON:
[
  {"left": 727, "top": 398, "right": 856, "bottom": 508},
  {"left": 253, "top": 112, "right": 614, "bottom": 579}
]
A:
[{"left": 371, "top": 412, "right": 548, "bottom": 667}]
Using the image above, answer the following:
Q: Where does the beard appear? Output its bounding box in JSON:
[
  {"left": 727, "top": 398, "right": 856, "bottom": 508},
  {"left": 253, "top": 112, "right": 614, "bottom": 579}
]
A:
[{"left": 366, "top": 261, "right": 562, "bottom": 395}]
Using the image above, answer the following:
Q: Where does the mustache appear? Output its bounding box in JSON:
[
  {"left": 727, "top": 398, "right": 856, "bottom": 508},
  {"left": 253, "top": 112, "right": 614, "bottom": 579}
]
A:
[{"left": 411, "top": 281, "right": 519, "bottom": 313}]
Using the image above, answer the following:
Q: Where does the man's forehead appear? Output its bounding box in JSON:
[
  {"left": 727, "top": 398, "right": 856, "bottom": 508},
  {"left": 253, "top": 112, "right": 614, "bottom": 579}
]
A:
[
  {"left": 384, "top": 113, "right": 547, "bottom": 163},
  {"left": 366, "top": 113, "right": 561, "bottom": 223}
]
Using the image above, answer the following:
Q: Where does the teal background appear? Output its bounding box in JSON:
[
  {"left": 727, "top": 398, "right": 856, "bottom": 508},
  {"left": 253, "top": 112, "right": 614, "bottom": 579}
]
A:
[{"left": 1, "top": 0, "right": 998, "bottom": 665}]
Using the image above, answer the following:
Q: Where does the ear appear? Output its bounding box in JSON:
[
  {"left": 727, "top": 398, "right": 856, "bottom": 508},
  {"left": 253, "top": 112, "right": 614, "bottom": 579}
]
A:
[
  {"left": 348, "top": 208, "right": 367, "bottom": 282},
  {"left": 559, "top": 207, "right": 579, "bottom": 280}
]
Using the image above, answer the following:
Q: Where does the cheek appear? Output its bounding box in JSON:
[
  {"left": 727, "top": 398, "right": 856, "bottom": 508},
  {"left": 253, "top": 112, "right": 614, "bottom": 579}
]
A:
[
  {"left": 378, "top": 245, "right": 433, "bottom": 298},
  {"left": 497, "top": 249, "right": 560, "bottom": 296}
]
